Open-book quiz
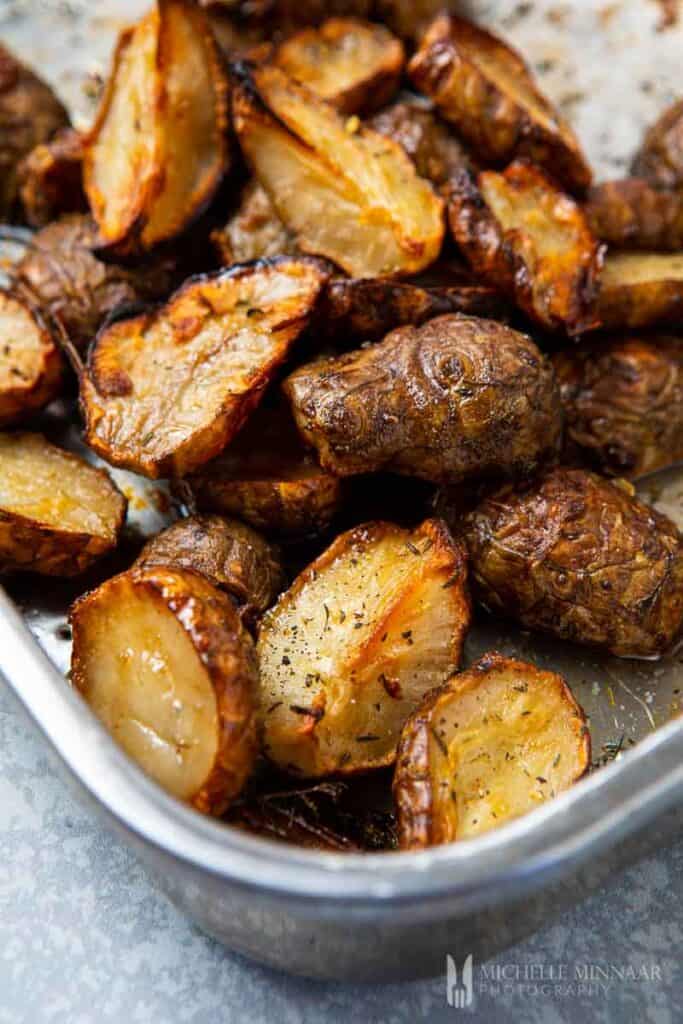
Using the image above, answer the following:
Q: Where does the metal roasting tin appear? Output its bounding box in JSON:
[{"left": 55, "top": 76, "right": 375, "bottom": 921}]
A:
[{"left": 2, "top": 0, "right": 683, "bottom": 981}]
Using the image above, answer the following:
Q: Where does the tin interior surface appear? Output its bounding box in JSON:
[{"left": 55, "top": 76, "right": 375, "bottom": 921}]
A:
[
  {"left": 4, "top": 0, "right": 683, "bottom": 787},
  {"left": 8, "top": 413, "right": 683, "bottom": 779},
  {"left": 1, "top": 0, "right": 683, "bottom": 982}
]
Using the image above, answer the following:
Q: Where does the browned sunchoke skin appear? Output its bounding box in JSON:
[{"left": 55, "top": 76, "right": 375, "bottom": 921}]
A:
[
  {"left": 464, "top": 467, "right": 683, "bottom": 658},
  {"left": 554, "top": 335, "right": 683, "bottom": 480},
  {"left": 186, "top": 403, "right": 343, "bottom": 540},
  {"left": 585, "top": 178, "right": 683, "bottom": 251},
  {"left": 135, "top": 514, "right": 285, "bottom": 623},
  {"left": 15, "top": 215, "right": 176, "bottom": 351},
  {"left": 632, "top": 98, "right": 683, "bottom": 189},
  {"left": 0, "top": 43, "right": 70, "bottom": 216},
  {"left": 284, "top": 314, "right": 562, "bottom": 486},
  {"left": 368, "top": 99, "right": 474, "bottom": 187},
  {"left": 17, "top": 128, "right": 86, "bottom": 227},
  {"left": 318, "top": 273, "right": 509, "bottom": 344}
]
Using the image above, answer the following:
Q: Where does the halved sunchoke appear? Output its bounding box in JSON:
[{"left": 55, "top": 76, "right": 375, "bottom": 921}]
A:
[
  {"left": 284, "top": 313, "right": 562, "bottom": 485},
  {"left": 272, "top": 17, "right": 404, "bottom": 115},
  {"left": 257, "top": 518, "right": 471, "bottom": 776},
  {"left": 463, "top": 467, "right": 683, "bottom": 659},
  {"left": 0, "top": 290, "right": 63, "bottom": 425},
  {"left": 0, "top": 432, "right": 125, "bottom": 576},
  {"left": 80, "top": 257, "right": 328, "bottom": 478},
  {"left": 185, "top": 403, "right": 342, "bottom": 538},
  {"left": 135, "top": 513, "right": 285, "bottom": 622},
  {"left": 84, "top": 0, "right": 229, "bottom": 252},
  {"left": 70, "top": 565, "right": 258, "bottom": 815},
  {"left": 14, "top": 215, "right": 177, "bottom": 352},
  {"left": 409, "top": 13, "right": 591, "bottom": 193},
  {"left": 231, "top": 62, "right": 444, "bottom": 277},
  {"left": 394, "top": 652, "right": 591, "bottom": 849},
  {"left": 83, "top": 12, "right": 160, "bottom": 249},
  {"left": 448, "top": 161, "right": 603, "bottom": 335},
  {"left": 554, "top": 334, "right": 683, "bottom": 479},
  {"left": 596, "top": 251, "right": 683, "bottom": 330}
]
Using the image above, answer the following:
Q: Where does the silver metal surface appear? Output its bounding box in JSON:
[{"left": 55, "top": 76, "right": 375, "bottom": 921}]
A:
[{"left": 2, "top": 0, "right": 683, "bottom": 981}]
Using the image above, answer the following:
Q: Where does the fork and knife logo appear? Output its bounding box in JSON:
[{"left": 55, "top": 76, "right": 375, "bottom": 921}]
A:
[{"left": 447, "top": 954, "right": 474, "bottom": 1009}]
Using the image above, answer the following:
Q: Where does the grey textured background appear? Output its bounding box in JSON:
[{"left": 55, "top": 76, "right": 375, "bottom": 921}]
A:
[{"left": 2, "top": 688, "right": 682, "bottom": 1023}]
